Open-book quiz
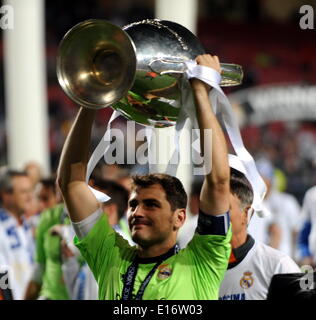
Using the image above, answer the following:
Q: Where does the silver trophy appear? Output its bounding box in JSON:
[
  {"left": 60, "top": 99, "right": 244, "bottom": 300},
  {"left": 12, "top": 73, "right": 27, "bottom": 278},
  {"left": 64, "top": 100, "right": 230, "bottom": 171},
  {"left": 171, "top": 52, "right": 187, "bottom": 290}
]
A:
[{"left": 57, "top": 19, "right": 243, "bottom": 127}]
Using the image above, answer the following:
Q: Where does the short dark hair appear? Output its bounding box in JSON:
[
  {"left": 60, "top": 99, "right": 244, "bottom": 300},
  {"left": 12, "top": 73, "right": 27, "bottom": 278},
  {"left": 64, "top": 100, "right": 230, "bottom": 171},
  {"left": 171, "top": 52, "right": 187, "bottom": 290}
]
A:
[
  {"left": 0, "top": 170, "right": 29, "bottom": 193},
  {"left": 40, "top": 177, "right": 57, "bottom": 191},
  {"left": 132, "top": 174, "right": 187, "bottom": 211},
  {"left": 230, "top": 168, "right": 254, "bottom": 209},
  {"left": 93, "top": 179, "right": 129, "bottom": 220}
]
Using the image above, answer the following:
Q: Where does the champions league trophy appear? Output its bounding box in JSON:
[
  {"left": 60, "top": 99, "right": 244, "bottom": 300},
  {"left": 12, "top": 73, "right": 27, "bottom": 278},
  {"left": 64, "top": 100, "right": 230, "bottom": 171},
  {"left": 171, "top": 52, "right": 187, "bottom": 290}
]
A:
[
  {"left": 57, "top": 19, "right": 267, "bottom": 216},
  {"left": 57, "top": 19, "right": 243, "bottom": 127}
]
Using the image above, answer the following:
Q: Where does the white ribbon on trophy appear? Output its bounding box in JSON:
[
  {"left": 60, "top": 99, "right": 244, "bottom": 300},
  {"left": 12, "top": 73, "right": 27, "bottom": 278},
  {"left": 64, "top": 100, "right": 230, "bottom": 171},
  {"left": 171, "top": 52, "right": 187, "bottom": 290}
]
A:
[
  {"left": 85, "top": 110, "right": 121, "bottom": 203},
  {"left": 165, "top": 60, "right": 268, "bottom": 217}
]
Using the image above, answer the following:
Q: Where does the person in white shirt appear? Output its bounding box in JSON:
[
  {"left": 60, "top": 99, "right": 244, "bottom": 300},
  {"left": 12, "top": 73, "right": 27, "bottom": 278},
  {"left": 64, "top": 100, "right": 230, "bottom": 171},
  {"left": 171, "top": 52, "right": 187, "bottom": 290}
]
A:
[
  {"left": 0, "top": 170, "right": 35, "bottom": 300},
  {"left": 248, "top": 158, "right": 301, "bottom": 258},
  {"left": 219, "top": 167, "right": 301, "bottom": 300},
  {"left": 264, "top": 190, "right": 301, "bottom": 257},
  {"left": 297, "top": 185, "right": 316, "bottom": 268}
]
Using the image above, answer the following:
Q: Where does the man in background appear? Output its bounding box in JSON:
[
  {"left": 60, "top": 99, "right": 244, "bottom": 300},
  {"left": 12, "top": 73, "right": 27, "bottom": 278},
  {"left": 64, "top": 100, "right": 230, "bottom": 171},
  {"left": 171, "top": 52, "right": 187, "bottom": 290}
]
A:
[
  {"left": 219, "top": 164, "right": 301, "bottom": 300},
  {"left": 0, "top": 169, "right": 35, "bottom": 300},
  {"left": 27, "top": 177, "right": 61, "bottom": 239},
  {"left": 36, "top": 178, "right": 61, "bottom": 213},
  {"left": 248, "top": 158, "right": 301, "bottom": 258},
  {"left": 24, "top": 203, "right": 69, "bottom": 300},
  {"left": 24, "top": 179, "right": 130, "bottom": 300}
]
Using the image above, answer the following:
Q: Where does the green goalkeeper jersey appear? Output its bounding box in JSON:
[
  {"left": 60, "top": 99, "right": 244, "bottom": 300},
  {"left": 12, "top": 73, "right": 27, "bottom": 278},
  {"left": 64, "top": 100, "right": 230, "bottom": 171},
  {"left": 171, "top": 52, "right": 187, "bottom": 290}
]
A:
[
  {"left": 35, "top": 204, "right": 71, "bottom": 300},
  {"left": 75, "top": 214, "right": 231, "bottom": 300}
]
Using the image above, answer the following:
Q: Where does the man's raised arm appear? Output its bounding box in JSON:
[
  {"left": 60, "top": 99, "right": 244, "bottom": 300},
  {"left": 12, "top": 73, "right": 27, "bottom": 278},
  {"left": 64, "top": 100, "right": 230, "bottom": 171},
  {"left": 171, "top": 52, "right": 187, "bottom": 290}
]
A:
[
  {"left": 57, "top": 107, "right": 100, "bottom": 222},
  {"left": 191, "top": 54, "right": 230, "bottom": 216}
]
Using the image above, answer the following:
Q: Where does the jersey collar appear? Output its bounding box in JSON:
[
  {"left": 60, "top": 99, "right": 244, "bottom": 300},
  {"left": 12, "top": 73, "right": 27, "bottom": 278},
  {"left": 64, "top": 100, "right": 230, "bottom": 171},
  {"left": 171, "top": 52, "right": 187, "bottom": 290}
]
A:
[
  {"left": 228, "top": 234, "right": 255, "bottom": 269},
  {"left": 136, "top": 244, "right": 179, "bottom": 264}
]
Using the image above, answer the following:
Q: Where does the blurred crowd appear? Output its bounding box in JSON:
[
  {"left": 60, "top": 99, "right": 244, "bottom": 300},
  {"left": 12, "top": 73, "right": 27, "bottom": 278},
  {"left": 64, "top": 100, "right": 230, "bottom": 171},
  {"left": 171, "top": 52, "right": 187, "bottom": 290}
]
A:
[
  {"left": 0, "top": 159, "right": 315, "bottom": 300},
  {"left": 0, "top": 162, "right": 133, "bottom": 300}
]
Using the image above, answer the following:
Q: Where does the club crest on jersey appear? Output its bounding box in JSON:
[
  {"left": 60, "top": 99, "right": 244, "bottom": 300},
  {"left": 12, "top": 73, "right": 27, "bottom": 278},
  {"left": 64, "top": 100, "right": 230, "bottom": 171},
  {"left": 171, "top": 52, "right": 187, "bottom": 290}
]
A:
[
  {"left": 240, "top": 271, "right": 254, "bottom": 289},
  {"left": 157, "top": 264, "right": 172, "bottom": 280}
]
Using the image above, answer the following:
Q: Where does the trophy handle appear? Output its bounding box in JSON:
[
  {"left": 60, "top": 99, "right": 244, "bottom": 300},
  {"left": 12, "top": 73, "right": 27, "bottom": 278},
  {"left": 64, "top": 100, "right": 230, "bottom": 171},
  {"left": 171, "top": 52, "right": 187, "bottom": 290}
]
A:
[
  {"left": 149, "top": 58, "right": 243, "bottom": 87},
  {"left": 219, "top": 63, "right": 243, "bottom": 87},
  {"left": 149, "top": 58, "right": 186, "bottom": 75}
]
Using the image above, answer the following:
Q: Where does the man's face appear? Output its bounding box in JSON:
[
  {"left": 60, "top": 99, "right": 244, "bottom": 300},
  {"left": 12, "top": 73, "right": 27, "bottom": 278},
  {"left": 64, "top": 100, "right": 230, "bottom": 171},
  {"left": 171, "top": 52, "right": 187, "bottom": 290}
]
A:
[
  {"left": 127, "top": 184, "right": 182, "bottom": 248},
  {"left": 25, "top": 163, "right": 42, "bottom": 186},
  {"left": 229, "top": 193, "right": 248, "bottom": 236},
  {"left": 11, "top": 176, "right": 33, "bottom": 214},
  {"left": 37, "top": 185, "right": 58, "bottom": 212}
]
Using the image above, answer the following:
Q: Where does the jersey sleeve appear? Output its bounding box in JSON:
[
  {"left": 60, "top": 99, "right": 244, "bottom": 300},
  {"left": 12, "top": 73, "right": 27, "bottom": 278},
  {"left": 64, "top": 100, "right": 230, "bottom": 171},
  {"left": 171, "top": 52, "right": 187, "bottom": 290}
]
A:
[
  {"left": 35, "top": 209, "right": 56, "bottom": 264},
  {"left": 0, "top": 227, "right": 7, "bottom": 266},
  {"left": 274, "top": 255, "right": 301, "bottom": 274},
  {"left": 185, "top": 210, "right": 232, "bottom": 291},
  {"left": 74, "top": 213, "right": 135, "bottom": 282},
  {"left": 0, "top": 246, "right": 7, "bottom": 269},
  {"left": 61, "top": 257, "right": 80, "bottom": 300},
  {"left": 34, "top": 205, "right": 65, "bottom": 263}
]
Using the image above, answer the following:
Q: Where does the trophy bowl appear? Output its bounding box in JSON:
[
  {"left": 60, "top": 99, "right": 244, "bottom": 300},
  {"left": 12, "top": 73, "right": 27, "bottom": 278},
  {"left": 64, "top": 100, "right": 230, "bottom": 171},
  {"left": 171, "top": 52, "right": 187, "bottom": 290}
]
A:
[{"left": 57, "top": 19, "right": 243, "bottom": 128}]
